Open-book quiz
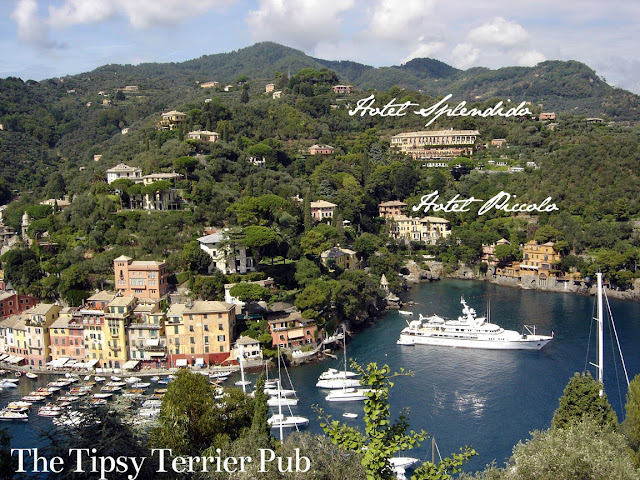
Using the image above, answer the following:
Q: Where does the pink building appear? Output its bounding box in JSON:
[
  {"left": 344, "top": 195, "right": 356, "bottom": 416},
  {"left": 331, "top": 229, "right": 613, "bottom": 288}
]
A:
[{"left": 332, "top": 85, "right": 352, "bottom": 94}]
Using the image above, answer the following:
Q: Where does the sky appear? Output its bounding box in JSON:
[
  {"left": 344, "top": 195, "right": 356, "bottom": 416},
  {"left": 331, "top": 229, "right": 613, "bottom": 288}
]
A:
[{"left": 2, "top": 0, "right": 640, "bottom": 94}]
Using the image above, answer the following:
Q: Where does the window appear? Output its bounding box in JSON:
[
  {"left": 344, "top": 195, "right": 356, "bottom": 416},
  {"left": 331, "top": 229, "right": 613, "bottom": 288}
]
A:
[
  {"left": 190, "top": 337, "right": 195, "bottom": 344},
  {"left": 189, "top": 325, "right": 194, "bottom": 332},
  {"left": 204, "top": 336, "right": 209, "bottom": 344},
  {"left": 217, "top": 335, "right": 225, "bottom": 342},
  {"left": 174, "top": 326, "right": 179, "bottom": 334},
  {"left": 204, "top": 324, "right": 209, "bottom": 331},
  {"left": 218, "top": 323, "right": 223, "bottom": 330}
]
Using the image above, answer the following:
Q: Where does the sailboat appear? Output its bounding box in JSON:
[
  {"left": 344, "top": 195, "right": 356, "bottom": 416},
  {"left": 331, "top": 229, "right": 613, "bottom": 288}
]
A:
[
  {"left": 267, "top": 347, "right": 308, "bottom": 434},
  {"left": 325, "top": 386, "right": 372, "bottom": 402},
  {"left": 590, "top": 272, "right": 629, "bottom": 395},
  {"left": 316, "top": 326, "right": 361, "bottom": 389}
]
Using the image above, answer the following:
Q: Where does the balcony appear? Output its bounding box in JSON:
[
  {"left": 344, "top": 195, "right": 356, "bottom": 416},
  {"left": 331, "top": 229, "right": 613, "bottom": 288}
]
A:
[
  {"left": 128, "top": 323, "right": 161, "bottom": 330},
  {"left": 143, "top": 345, "right": 167, "bottom": 352}
]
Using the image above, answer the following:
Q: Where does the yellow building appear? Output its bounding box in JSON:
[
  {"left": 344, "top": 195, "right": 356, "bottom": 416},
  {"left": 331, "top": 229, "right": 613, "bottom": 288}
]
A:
[
  {"left": 24, "top": 303, "right": 62, "bottom": 368},
  {"left": 521, "top": 241, "right": 562, "bottom": 272},
  {"left": 391, "top": 130, "right": 479, "bottom": 160},
  {"left": 392, "top": 215, "right": 451, "bottom": 245},
  {"left": 166, "top": 301, "right": 236, "bottom": 367},
  {"left": 320, "top": 247, "right": 358, "bottom": 271},
  {"left": 158, "top": 110, "right": 186, "bottom": 130},
  {"left": 103, "top": 296, "right": 136, "bottom": 369},
  {"left": 127, "top": 303, "right": 166, "bottom": 367}
]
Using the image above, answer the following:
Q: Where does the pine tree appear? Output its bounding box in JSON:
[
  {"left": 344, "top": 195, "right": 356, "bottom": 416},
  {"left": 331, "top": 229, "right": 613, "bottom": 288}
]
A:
[{"left": 551, "top": 371, "right": 619, "bottom": 430}]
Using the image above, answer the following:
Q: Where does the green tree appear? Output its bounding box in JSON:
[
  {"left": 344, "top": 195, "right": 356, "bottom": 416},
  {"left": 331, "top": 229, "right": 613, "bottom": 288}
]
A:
[
  {"left": 251, "top": 375, "right": 271, "bottom": 441},
  {"left": 229, "top": 282, "right": 271, "bottom": 302},
  {"left": 319, "top": 362, "right": 476, "bottom": 480},
  {"left": 0, "top": 429, "right": 18, "bottom": 480},
  {"left": 503, "top": 417, "right": 639, "bottom": 480},
  {"left": 1, "top": 248, "right": 41, "bottom": 293},
  {"left": 534, "top": 225, "right": 562, "bottom": 244},
  {"left": 354, "top": 233, "right": 382, "bottom": 261},
  {"left": 174, "top": 156, "right": 200, "bottom": 176},
  {"left": 181, "top": 240, "right": 212, "bottom": 274},
  {"left": 623, "top": 374, "right": 640, "bottom": 466},
  {"left": 294, "top": 257, "right": 322, "bottom": 287},
  {"left": 151, "top": 370, "right": 253, "bottom": 456},
  {"left": 551, "top": 372, "right": 618, "bottom": 430},
  {"left": 243, "top": 226, "right": 277, "bottom": 270}
]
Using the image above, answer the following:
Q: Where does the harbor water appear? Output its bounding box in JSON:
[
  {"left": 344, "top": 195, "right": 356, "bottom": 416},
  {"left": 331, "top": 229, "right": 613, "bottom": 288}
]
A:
[{"left": 2, "top": 279, "right": 639, "bottom": 474}]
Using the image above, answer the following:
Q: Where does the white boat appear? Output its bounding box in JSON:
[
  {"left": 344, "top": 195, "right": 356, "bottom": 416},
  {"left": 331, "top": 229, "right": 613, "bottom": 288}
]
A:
[
  {"left": 266, "top": 388, "right": 296, "bottom": 397},
  {"left": 317, "top": 327, "right": 361, "bottom": 389},
  {"left": 398, "top": 310, "right": 413, "bottom": 315},
  {"left": 318, "top": 368, "right": 359, "bottom": 380},
  {"left": 131, "top": 382, "right": 150, "bottom": 389},
  {"left": 397, "top": 297, "right": 553, "bottom": 350},
  {"left": 342, "top": 412, "right": 358, "bottom": 419},
  {"left": 325, "top": 387, "right": 371, "bottom": 402},
  {"left": 209, "top": 372, "right": 230, "bottom": 380},
  {"left": 8, "top": 401, "right": 33, "bottom": 409},
  {"left": 150, "top": 376, "right": 160, "bottom": 382},
  {"left": 235, "top": 380, "right": 251, "bottom": 387},
  {"left": 0, "top": 380, "right": 18, "bottom": 388},
  {"left": 0, "top": 410, "right": 28, "bottom": 421},
  {"left": 267, "top": 396, "right": 299, "bottom": 407},
  {"left": 94, "top": 376, "right": 106, "bottom": 383},
  {"left": 268, "top": 413, "right": 309, "bottom": 429},
  {"left": 110, "top": 376, "right": 122, "bottom": 381},
  {"left": 25, "top": 372, "right": 38, "bottom": 379},
  {"left": 125, "top": 376, "right": 142, "bottom": 384}
]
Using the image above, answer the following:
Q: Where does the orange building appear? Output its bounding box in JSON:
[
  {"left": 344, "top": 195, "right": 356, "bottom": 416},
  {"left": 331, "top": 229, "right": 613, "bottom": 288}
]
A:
[
  {"left": 521, "top": 241, "right": 562, "bottom": 272},
  {"left": 378, "top": 200, "right": 407, "bottom": 219},
  {"left": 114, "top": 256, "right": 169, "bottom": 300},
  {"left": 268, "top": 312, "right": 318, "bottom": 350},
  {"left": 0, "top": 292, "right": 38, "bottom": 319}
]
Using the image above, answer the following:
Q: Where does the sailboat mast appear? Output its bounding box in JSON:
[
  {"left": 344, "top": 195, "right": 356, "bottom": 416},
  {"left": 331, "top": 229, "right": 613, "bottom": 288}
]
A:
[
  {"left": 596, "top": 272, "right": 604, "bottom": 396},
  {"left": 277, "top": 345, "right": 283, "bottom": 442},
  {"left": 239, "top": 345, "right": 247, "bottom": 394}
]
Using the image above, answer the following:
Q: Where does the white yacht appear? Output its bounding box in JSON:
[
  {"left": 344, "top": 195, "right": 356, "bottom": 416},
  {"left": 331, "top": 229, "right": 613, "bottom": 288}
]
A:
[
  {"left": 318, "top": 367, "right": 358, "bottom": 380},
  {"left": 397, "top": 297, "right": 553, "bottom": 350},
  {"left": 317, "top": 327, "right": 361, "bottom": 389},
  {"left": 268, "top": 413, "right": 309, "bottom": 429},
  {"left": 267, "top": 395, "right": 299, "bottom": 407},
  {"left": 325, "top": 387, "right": 372, "bottom": 402}
]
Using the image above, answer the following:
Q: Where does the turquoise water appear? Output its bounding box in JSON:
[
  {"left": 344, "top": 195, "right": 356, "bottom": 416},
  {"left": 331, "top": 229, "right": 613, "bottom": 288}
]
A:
[{"left": 3, "top": 279, "right": 639, "bottom": 474}]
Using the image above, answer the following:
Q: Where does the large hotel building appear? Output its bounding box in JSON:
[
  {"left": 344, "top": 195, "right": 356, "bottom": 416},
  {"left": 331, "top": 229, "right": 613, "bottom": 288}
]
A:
[{"left": 391, "top": 130, "right": 480, "bottom": 160}]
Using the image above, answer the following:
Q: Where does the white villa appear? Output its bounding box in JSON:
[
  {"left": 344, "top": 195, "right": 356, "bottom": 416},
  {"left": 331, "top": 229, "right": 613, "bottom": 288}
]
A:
[{"left": 197, "top": 231, "right": 256, "bottom": 275}]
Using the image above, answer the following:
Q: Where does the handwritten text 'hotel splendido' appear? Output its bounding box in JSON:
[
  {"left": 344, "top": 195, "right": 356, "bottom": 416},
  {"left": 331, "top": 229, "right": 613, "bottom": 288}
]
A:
[{"left": 348, "top": 94, "right": 532, "bottom": 126}]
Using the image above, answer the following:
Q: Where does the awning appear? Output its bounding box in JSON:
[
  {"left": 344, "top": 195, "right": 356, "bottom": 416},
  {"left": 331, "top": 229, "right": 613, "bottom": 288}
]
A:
[
  {"left": 50, "top": 357, "right": 69, "bottom": 368},
  {"left": 85, "top": 359, "right": 99, "bottom": 369},
  {"left": 175, "top": 359, "right": 188, "bottom": 367},
  {"left": 123, "top": 360, "right": 140, "bottom": 370},
  {"left": 148, "top": 351, "right": 166, "bottom": 357},
  {"left": 145, "top": 338, "right": 160, "bottom": 347},
  {"left": 8, "top": 356, "right": 24, "bottom": 364},
  {"left": 288, "top": 330, "right": 304, "bottom": 339},
  {"left": 0, "top": 354, "right": 9, "bottom": 361},
  {"left": 3, "top": 355, "right": 16, "bottom": 363},
  {"left": 195, "top": 358, "right": 204, "bottom": 365},
  {"left": 72, "top": 362, "right": 86, "bottom": 369}
]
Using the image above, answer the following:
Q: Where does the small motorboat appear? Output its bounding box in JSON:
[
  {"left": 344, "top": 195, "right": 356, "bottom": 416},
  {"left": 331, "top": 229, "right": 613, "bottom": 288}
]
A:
[
  {"left": 14, "top": 371, "right": 22, "bottom": 377},
  {"left": 131, "top": 382, "right": 150, "bottom": 389},
  {"left": 8, "top": 401, "right": 33, "bottom": 409},
  {"left": 343, "top": 412, "right": 359, "bottom": 419},
  {"left": 150, "top": 376, "right": 160, "bottom": 382},
  {"left": 0, "top": 380, "right": 18, "bottom": 389},
  {"left": 125, "top": 376, "right": 142, "bottom": 384},
  {"left": 398, "top": 310, "right": 413, "bottom": 315},
  {"left": 110, "top": 376, "right": 122, "bottom": 382},
  {"left": 0, "top": 410, "right": 28, "bottom": 421},
  {"left": 25, "top": 372, "right": 38, "bottom": 379},
  {"left": 94, "top": 376, "right": 106, "bottom": 383}
]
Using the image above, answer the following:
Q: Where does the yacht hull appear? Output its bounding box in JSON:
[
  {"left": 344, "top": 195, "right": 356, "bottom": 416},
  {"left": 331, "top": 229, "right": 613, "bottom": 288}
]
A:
[{"left": 397, "top": 334, "right": 552, "bottom": 350}]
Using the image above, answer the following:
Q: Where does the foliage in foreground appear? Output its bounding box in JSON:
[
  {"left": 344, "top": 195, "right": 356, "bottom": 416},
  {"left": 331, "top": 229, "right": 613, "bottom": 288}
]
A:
[
  {"left": 318, "top": 362, "right": 476, "bottom": 480},
  {"left": 459, "top": 417, "right": 639, "bottom": 480}
]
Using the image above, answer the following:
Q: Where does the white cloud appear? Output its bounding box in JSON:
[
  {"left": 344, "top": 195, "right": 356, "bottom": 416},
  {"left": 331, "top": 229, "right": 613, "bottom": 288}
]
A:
[
  {"left": 366, "top": 0, "right": 438, "bottom": 43},
  {"left": 451, "top": 43, "right": 480, "bottom": 69},
  {"left": 10, "top": 0, "right": 56, "bottom": 48},
  {"left": 247, "top": 0, "right": 356, "bottom": 51},
  {"left": 515, "top": 49, "right": 546, "bottom": 66},
  {"left": 47, "top": 0, "right": 234, "bottom": 30},
  {"left": 468, "top": 16, "right": 529, "bottom": 48},
  {"left": 401, "top": 40, "right": 446, "bottom": 64}
]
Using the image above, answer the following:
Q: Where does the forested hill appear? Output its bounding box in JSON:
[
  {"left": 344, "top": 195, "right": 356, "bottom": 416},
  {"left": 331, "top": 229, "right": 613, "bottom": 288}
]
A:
[{"left": 77, "top": 42, "right": 640, "bottom": 119}]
